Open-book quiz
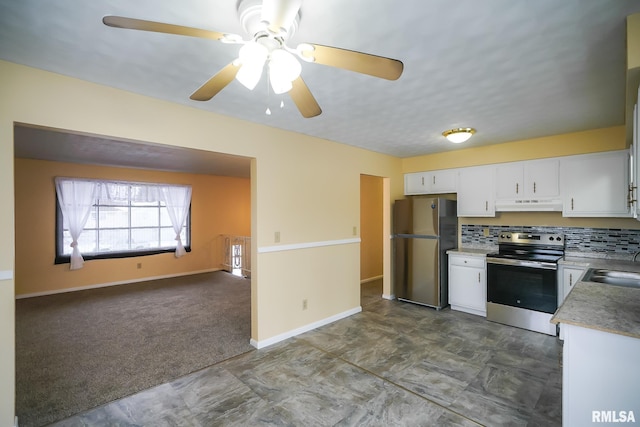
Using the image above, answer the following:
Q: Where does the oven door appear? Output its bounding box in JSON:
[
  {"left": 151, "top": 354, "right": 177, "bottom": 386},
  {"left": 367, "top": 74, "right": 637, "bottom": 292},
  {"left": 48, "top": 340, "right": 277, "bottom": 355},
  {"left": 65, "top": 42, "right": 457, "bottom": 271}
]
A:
[{"left": 486, "top": 259, "right": 558, "bottom": 314}]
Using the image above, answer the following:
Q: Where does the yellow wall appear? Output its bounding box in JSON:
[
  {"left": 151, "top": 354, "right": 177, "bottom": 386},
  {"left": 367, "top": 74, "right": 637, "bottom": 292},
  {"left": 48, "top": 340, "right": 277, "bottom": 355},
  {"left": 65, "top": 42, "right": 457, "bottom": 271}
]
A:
[
  {"left": 0, "top": 60, "right": 403, "bottom": 425},
  {"left": 2, "top": 57, "right": 635, "bottom": 425},
  {"left": 13, "top": 158, "right": 250, "bottom": 296},
  {"left": 360, "top": 175, "right": 383, "bottom": 281},
  {"left": 402, "top": 126, "right": 626, "bottom": 172},
  {"left": 402, "top": 125, "right": 640, "bottom": 232}
]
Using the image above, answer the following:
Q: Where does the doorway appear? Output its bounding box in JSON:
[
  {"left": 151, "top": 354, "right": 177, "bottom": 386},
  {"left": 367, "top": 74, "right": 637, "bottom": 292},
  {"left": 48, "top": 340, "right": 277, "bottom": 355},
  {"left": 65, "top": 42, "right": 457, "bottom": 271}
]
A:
[{"left": 360, "top": 174, "right": 384, "bottom": 307}]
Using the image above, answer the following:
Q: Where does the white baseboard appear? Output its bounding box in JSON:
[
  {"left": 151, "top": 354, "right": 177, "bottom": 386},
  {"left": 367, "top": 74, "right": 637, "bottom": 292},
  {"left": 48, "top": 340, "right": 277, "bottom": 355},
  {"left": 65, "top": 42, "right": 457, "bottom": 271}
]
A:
[
  {"left": 250, "top": 306, "right": 362, "bottom": 349},
  {"left": 14, "top": 416, "right": 18, "bottom": 427},
  {"left": 360, "top": 275, "right": 383, "bottom": 284},
  {"left": 15, "top": 268, "right": 224, "bottom": 299},
  {"left": 0, "top": 270, "right": 13, "bottom": 280},
  {"left": 382, "top": 293, "right": 395, "bottom": 300}
]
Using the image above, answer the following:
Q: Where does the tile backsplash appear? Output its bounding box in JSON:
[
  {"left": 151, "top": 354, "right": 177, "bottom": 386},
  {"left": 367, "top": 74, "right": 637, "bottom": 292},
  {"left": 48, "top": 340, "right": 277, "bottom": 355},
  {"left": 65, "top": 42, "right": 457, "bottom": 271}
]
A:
[{"left": 461, "top": 225, "right": 640, "bottom": 259}]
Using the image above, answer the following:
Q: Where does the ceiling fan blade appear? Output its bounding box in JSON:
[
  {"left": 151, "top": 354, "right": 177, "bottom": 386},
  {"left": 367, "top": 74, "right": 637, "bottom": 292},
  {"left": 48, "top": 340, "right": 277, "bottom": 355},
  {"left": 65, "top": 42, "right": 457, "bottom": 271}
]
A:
[
  {"left": 103, "top": 16, "right": 231, "bottom": 41},
  {"left": 300, "top": 44, "right": 403, "bottom": 81},
  {"left": 261, "top": 0, "right": 302, "bottom": 34},
  {"left": 190, "top": 62, "right": 241, "bottom": 101},
  {"left": 289, "top": 76, "right": 322, "bottom": 118}
]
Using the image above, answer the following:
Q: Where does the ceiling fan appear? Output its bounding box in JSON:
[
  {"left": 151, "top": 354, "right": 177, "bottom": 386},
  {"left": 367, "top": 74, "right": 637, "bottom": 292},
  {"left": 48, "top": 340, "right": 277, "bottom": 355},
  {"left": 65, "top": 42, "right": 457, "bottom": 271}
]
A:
[{"left": 103, "top": 0, "right": 403, "bottom": 118}]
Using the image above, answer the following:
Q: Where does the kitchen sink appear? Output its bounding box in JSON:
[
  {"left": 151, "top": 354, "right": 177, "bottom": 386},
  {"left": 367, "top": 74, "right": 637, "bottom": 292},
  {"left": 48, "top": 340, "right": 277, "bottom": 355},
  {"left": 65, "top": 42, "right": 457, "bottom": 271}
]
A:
[{"left": 582, "top": 268, "right": 640, "bottom": 288}]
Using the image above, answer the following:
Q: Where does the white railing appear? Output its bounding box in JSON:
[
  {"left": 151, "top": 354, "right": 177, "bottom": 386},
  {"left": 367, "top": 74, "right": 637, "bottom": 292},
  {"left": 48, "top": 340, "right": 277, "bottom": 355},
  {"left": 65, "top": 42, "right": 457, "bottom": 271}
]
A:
[{"left": 220, "top": 235, "right": 251, "bottom": 278}]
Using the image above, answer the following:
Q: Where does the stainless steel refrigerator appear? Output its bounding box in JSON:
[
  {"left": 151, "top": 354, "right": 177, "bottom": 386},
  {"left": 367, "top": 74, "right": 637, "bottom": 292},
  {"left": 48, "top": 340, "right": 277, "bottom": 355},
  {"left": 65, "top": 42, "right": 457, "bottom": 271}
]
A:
[{"left": 393, "top": 197, "right": 457, "bottom": 309}]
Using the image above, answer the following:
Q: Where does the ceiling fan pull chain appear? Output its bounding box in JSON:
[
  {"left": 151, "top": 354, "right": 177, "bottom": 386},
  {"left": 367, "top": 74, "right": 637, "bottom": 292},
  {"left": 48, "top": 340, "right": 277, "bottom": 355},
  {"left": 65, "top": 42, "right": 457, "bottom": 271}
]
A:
[{"left": 265, "top": 67, "right": 271, "bottom": 115}]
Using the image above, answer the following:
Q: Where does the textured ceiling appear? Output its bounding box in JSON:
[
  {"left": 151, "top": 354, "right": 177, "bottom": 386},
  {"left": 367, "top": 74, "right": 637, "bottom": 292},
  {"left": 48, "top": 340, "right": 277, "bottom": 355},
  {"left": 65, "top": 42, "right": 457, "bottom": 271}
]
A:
[
  {"left": 3, "top": 0, "right": 640, "bottom": 169},
  {"left": 14, "top": 124, "right": 252, "bottom": 178}
]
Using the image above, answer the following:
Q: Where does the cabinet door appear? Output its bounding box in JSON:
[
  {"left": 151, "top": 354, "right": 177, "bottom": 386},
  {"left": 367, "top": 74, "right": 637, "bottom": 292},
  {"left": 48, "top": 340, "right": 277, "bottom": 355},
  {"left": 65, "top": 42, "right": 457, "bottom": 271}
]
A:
[
  {"left": 495, "top": 164, "right": 523, "bottom": 199},
  {"left": 525, "top": 160, "right": 559, "bottom": 198},
  {"left": 561, "top": 150, "right": 631, "bottom": 217},
  {"left": 634, "top": 103, "right": 640, "bottom": 219},
  {"left": 457, "top": 166, "right": 495, "bottom": 217},
  {"left": 405, "top": 172, "right": 428, "bottom": 195},
  {"left": 405, "top": 170, "right": 456, "bottom": 195},
  {"left": 449, "top": 262, "right": 486, "bottom": 316},
  {"left": 430, "top": 169, "right": 457, "bottom": 193},
  {"left": 560, "top": 266, "right": 586, "bottom": 305}
]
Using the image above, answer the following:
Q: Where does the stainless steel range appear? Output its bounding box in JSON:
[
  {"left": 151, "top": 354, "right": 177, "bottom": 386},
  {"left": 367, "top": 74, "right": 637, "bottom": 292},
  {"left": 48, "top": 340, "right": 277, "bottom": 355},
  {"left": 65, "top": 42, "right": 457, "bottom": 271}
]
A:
[{"left": 486, "top": 232, "right": 564, "bottom": 336}]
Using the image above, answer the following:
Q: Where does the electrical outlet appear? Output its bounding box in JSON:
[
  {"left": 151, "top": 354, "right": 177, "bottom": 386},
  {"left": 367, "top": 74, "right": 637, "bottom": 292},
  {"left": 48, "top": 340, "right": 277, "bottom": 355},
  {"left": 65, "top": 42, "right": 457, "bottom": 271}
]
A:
[
  {"left": 302, "top": 299, "right": 308, "bottom": 310},
  {"left": 353, "top": 226, "right": 357, "bottom": 236},
  {"left": 275, "top": 231, "right": 280, "bottom": 243},
  {"left": 483, "top": 228, "right": 490, "bottom": 237},
  {"left": 137, "top": 263, "right": 142, "bottom": 269}
]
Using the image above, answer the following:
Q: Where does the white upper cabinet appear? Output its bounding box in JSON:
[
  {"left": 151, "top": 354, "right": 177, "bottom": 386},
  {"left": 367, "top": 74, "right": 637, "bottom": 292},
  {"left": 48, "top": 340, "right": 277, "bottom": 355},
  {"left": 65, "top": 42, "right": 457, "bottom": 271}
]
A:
[
  {"left": 633, "top": 103, "right": 640, "bottom": 219},
  {"left": 404, "top": 149, "right": 631, "bottom": 218},
  {"left": 496, "top": 160, "right": 559, "bottom": 199},
  {"left": 495, "top": 159, "right": 561, "bottom": 211},
  {"left": 457, "top": 166, "right": 495, "bottom": 217},
  {"left": 404, "top": 169, "right": 456, "bottom": 195},
  {"left": 561, "top": 150, "right": 631, "bottom": 217}
]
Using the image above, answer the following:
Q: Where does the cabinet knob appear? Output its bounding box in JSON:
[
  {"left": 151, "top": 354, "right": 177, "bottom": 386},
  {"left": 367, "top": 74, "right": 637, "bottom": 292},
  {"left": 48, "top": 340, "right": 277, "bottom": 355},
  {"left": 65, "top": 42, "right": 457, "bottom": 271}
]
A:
[{"left": 478, "top": 272, "right": 481, "bottom": 283}]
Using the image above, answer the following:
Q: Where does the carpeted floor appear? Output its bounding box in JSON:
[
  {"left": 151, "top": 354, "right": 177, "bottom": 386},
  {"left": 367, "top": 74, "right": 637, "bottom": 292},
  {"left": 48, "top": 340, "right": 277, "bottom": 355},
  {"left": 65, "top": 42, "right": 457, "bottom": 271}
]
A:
[{"left": 15, "top": 271, "right": 253, "bottom": 427}]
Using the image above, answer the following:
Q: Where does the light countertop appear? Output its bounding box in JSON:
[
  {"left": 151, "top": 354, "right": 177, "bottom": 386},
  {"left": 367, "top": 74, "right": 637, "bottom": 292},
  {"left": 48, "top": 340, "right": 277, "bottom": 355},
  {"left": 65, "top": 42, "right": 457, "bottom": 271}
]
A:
[
  {"left": 552, "top": 258, "right": 640, "bottom": 339},
  {"left": 446, "top": 248, "right": 494, "bottom": 257}
]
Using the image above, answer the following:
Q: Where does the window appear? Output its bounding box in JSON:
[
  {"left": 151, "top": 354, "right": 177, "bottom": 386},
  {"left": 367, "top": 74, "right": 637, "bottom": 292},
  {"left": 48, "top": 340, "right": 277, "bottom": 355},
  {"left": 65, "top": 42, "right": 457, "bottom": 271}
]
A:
[{"left": 55, "top": 180, "right": 191, "bottom": 264}]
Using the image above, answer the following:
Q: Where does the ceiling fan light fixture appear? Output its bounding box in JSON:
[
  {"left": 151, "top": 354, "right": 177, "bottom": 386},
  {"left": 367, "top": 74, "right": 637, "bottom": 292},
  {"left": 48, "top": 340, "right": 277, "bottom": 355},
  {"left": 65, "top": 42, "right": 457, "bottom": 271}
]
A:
[
  {"left": 268, "top": 48, "right": 301, "bottom": 94},
  {"left": 235, "top": 41, "right": 268, "bottom": 90},
  {"left": 269, "top": 71, "right": 293, "bottom": 94},
  {"left": 442, "top": 127, "right": 476, "bottom": 143}
]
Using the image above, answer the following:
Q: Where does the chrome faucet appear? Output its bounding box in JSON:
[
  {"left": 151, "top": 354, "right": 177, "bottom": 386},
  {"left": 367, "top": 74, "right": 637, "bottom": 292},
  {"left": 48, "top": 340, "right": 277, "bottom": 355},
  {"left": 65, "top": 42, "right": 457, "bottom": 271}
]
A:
[{"left": 634, "top": 251, "right": 640, "bottom": 262}]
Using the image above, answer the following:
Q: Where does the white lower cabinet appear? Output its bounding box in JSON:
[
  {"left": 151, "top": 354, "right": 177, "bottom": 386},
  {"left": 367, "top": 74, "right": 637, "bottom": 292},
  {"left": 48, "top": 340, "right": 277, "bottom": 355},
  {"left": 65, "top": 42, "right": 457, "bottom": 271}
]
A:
[
  {"left": 448, "top": 254, "right": 486, "bottom": 316},
  {"left": 562, "top": 324, "right": 640, "bottom": 425},
  {"left": 558, "top": 265, "right": 587, "bottom": 306},
  {"left": 557, "top": 263, "right": 588, "bottom": 340}
]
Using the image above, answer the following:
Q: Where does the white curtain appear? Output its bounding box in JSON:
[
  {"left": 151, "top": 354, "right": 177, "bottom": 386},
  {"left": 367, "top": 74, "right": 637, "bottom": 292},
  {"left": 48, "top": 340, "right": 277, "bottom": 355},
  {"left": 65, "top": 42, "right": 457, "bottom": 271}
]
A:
[
  {"left": 159, "top": 185, "right": 192, "bottom": 258},
  {"left": 55, "top": 178, "right": 99, "bottom": 270}
]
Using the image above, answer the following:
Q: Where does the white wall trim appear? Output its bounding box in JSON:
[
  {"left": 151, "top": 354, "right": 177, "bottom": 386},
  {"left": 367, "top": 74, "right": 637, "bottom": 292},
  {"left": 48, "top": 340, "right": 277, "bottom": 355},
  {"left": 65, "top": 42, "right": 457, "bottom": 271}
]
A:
[
  {"left": 0, "top": 270, "right": 13, "bottom": 281},
  {"left": 258, "top": 238, "right": 360, "bottom": 254},
  {"left": 382, "top": 294, "right": 395, "bottom": 300},
  {"left": 360, "top": 275, "right": 383, "bottom": 284},
  {"left": 14, "top": 416, "right": 18, "bottom": 427},
  {"left": 15, "top": 268, "right": 223, "bottom": 299},
  {"left": 249, "top": 306, "right": 362, "bottom": 349}
]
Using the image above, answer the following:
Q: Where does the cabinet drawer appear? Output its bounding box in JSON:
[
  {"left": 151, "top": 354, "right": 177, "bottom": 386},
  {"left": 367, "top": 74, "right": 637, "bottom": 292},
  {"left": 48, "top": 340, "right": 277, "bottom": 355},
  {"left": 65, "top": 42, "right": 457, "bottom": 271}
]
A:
[{"left": 449, "top": 255, "right": 485, "bottom": 268}]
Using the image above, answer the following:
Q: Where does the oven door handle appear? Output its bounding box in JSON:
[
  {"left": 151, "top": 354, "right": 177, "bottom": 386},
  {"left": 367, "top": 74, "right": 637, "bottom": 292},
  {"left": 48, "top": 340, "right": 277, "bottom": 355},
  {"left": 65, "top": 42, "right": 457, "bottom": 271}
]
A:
[{"left": 486, "top": 257, "right": 558, "bottom": 270}]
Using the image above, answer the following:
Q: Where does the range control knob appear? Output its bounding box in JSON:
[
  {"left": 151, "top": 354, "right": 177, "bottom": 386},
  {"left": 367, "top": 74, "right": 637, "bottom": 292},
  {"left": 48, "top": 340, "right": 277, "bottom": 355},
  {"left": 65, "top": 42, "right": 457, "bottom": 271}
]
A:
[
  {"left": 556, "top": 237, "right": 562, "bottom": 241},
  {"left": 549, "top": 236, "right": 555, "bottom": 241}
]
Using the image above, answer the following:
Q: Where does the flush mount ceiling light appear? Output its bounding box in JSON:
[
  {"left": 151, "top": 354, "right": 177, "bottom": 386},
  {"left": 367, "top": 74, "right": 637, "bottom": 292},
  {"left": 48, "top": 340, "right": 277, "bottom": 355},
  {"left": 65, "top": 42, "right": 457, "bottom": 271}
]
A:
[{"left": 442, "top": 127, "right": 476, "bottom": 144}]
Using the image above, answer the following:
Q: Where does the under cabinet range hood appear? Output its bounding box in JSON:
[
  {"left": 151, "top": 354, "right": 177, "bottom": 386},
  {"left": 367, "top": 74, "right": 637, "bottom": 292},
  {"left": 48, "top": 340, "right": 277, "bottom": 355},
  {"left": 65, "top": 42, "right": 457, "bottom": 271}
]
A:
[{"left": 495, "top": 198, "right": 563, "bottom": 212}]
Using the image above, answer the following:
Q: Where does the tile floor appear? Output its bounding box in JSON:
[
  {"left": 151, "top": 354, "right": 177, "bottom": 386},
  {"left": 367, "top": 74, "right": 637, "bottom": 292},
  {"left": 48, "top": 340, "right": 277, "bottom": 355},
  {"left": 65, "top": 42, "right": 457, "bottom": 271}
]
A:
[{"left": 49, "top": 285, "right": 562, "bottom": 426}]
